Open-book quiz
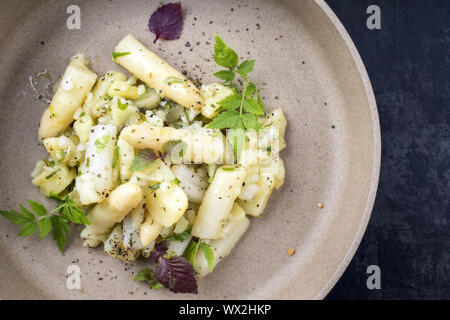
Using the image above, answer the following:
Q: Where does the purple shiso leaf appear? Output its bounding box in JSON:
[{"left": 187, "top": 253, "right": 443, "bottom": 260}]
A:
[
  {"left": 151, "top": 241, "right": 197, "bottom": 293},
  {"left": 148, "top": 3, "right": 184, "bottom": 43},
  {"left": 155, "top": 256, "right": 198, "bottom": 294}
]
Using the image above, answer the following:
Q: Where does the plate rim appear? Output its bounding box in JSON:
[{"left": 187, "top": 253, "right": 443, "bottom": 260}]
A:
[{"left": 313, "top": 0, "right": 381, "bottom": 299}]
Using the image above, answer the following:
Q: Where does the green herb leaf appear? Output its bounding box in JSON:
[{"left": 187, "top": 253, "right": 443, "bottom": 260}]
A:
[
  {"left": 213, "top": 70, "right": 235, "bottom": 83},
  {"left": 257, "top": 94, "right": 265, "bottom": 112},
  {"left": 184, "top": 239, "right": 200, "bottom": 265},
  {"left": 164, "top": 77, "right": 186, "bottom": 84},
  {"left": 59, "top": 198, "right": 90, "bottom": 225},
  {"left": 237, "top": 60, "right": 255, "bottom": 78},
  {"left": 217, "top": 93, "right": 241, "bottom": 110},
  {"left": 149, "top": 183, "right": 161, "bottom": 190},
  {"left": 241, "top": 113, "right": 262, "bottom": 131},
  {"left": 112, "top": 51, "right": 131, "bottom": 59},
  {"left": 165, "top": 228, "right": 191, "bottom": 241},
  {"left": 129, "top": 149, "right": 157, "bottom": 172},
  {"left": 243, "top": 98, "right": 264, "bottom": 115},
  {"left": 117, "top": 99, "right": 128, "bottom": 110},
  {"left": 95, "top": 135, "right": 111, "bottom": 151},
  {"left": 112, "top": 145, "right": 120, "bottom": 168},
  {"left": 214, "top": 34, "right": 238, "bottom": 70},
  {"left": 39, "top": 217, "right": 52, "bottom": 238},
  {"left": 199, "top": 242, "right": 215, "bottom": 272},
  {"left": 207, "top": 110, "right": 240, "bottom": 129},
  {"left": 244, "top": 82, "right": 257, "bottom": 97},
  {"left": 50, "top": 215, "right": 69, "bottom": 253},
  {"left": 19, "top": 204, "right": 36, "bottom": 221},
  {"left": 0, "top": 209, "right": 31, "bottom": 225},
  {"left": 18, "top": 221, "right": 37, "bottom": 237},
  {"left": 221, "top": 167, "right": 235, "bottom": 171},
  {"left": 45, "top": 169, "right": 60, "bottom": 180},
  {"left": 162, "top": 140, "right": 187, "bottom": 162},
  {"left": 227, "top": 128, "right": 246, "bottom": 162},
  {"left": 133, "top": 268, "right": 163, "bottom": 290},
  {"left": 28, "top": 200, "right": 47, "bottom": 217}
]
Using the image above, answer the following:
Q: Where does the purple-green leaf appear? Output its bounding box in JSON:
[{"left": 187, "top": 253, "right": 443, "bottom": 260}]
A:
[{"left": 148, "top": 3, "right": 184, "bottom": 43}]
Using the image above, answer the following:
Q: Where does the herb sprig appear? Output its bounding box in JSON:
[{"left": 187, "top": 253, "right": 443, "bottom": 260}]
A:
[
  {"left": 208, "top": 34, "right": 264, "bottom": 159},
  {"left": 0, "top": 197, "right": 90, "bottom": 252}
]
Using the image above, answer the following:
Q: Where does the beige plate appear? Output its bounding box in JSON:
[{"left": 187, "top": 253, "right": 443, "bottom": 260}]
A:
[{"left": 0, "top": 0, "right": 380, "bottom": 299}]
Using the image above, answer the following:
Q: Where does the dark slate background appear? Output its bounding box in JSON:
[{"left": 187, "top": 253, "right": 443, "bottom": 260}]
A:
[{"left": 325, "top": 0, "right": 450, "bottom": 299}]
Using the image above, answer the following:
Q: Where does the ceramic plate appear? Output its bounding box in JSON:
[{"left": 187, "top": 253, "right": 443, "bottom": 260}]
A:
[{"left": 0, "top": 0, "right": 380, "bottom": 299}]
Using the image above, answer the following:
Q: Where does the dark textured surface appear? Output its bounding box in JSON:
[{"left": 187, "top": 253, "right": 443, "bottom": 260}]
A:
[{"left": 326, "top": 0, "right": 450, "bottom": 299}]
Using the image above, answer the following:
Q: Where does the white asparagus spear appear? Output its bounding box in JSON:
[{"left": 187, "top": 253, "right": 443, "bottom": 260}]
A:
[
  {"left": 114, "top": 34, "right": 203, "bottom": 111},
  {"left": 39, "top": 54, "right": 97, "bottom": 140}
]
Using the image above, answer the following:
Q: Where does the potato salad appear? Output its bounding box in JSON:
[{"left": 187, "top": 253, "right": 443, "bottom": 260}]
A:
[{"left": 24, "top": 33, "right": 287, "bottom": 293}]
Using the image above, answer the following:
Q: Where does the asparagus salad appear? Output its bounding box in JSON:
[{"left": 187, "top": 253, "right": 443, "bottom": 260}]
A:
[{"left": 1, "top": 32, "right": 287, "bottom": 293}]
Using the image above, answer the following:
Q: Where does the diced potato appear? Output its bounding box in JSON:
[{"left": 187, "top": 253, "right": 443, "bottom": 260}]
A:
[
  {"left": 110, "top": 97, "right": 138, "bottom": 128},
  {"left": 200, "top": 83, "right": 234, "bottom": 119},
  {"left": 192, "top": 165, "right": 246, "bottom": 239},
  {"left": 43, "top": 135, "right": 77, "bottom": 166},
  {"left": 237, "top": 173, "right": 275, "bottom": 217},
  {"left": 130, "top": 158, "right": 175, "bottom": 188},
  {"left": 259, "top": 108, "right": 287, "bottom": 151},
  {"left": 193, "top": 203, "right": 250, "bottom": 277},
  {"left": 140, "top": 212, "right": 163, "bottom": 246},
  {"left": 145, "top": 180, "right": 188, "bottom": 227},
  {"left": 83, "top": 71, "right": 126, "bottom": 119},
  {"left": 73, "top": 114, "right": 94, "bottom": 144},
  {"left": 107, "top": 80, "right": 140, "bottom": 99},
  {"left": 133, "top": 87, "right": 161, "bottom": 109},
  {"left": 31, "top": 164, "right": 76, "bottom": 197},
  {"left": 171, "top": 165, "right": 208, "bottom": 204}
]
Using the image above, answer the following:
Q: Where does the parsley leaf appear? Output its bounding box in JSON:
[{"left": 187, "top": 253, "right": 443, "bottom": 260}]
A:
[
  {"left": 237, "top": 60, "right": 255, "bottom": 78},
  {"left": 241, "top": 113, "right": 262, "bottom": 131},
  {"left": 0, "top": 198, "right": 89, "bottom": 253},
  {"left": 184, "top": 240, "right": 215, "bottom": 273},
  {"left": 243, "top": 98, "right": 264, "bottom": 115},
  {"left": 165, "top": 228, "right": 191, "bottom": 241},
  {"left": 50, "top": 215, "right": 69, "bottom": 253},
  {"left": 213, "top": 70, "right": 235, "bottom": 83},
  {"left": 129, "top": 149, "right": 157, "bottom": 172},
  {"left": 199, "top": 242, "right": 215, "bottom": 273},
  {"left": 207, "top": 110, "right": 240, "bottom": 129},
  {"left": 133, "top": 268, "right": 163, "bottom": 290},
  {"left": 214, "top": 34, "right": 238, "bottom": 69},
  {"left": 217, "top": 93, "right": 241, "bottom": 110},
  {"left": 209, "top": 35, "right": 266, "bottom": 160}
]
